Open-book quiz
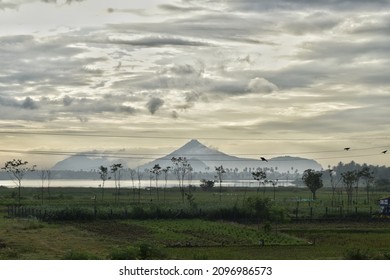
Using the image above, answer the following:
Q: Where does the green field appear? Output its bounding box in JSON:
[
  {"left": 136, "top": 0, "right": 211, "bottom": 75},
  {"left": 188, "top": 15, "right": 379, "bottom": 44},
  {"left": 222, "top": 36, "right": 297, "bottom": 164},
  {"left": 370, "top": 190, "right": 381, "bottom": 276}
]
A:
[{"left": 1, "top": 185, "right": 390, "bottom": 260}]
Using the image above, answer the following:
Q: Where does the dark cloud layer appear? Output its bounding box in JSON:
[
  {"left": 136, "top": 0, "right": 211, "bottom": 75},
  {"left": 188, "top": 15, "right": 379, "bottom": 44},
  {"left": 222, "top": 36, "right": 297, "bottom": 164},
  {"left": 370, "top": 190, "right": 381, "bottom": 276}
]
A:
[{"left": 146, "top": 97, "right": 164, "bottom": 115}]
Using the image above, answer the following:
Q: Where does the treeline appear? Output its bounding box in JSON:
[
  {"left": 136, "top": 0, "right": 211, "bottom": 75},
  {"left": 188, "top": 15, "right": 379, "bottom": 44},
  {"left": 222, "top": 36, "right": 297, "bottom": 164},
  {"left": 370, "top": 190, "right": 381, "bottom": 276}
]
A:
[
  {"left": 1, "top": 160, "right": 390, "bottom": 186},
  {"left": 330, "top": 161, "right": 390, "bottom": 187}
]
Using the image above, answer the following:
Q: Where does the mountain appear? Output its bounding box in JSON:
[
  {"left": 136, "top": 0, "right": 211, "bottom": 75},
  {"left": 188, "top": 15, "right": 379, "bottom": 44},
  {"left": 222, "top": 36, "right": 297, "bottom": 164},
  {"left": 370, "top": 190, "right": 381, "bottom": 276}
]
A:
[
  {"left": 137, "top": 139, "right": 246, "bottom": 171},
  {"left": 137, "top": 139, "right": 322, "bottom": 173},
  {"left": 50, "top": 140, "right": 322, "bottom": 173},
  {"left": 51, "top": 153, "right": 127, "bottom": 171}
]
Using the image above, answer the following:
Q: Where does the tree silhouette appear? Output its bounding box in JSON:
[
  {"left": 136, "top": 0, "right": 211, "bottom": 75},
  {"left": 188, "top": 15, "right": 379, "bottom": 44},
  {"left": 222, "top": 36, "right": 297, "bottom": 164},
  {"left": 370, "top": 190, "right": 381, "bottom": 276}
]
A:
[
  {"left": 110, "top": 163, "right": 123, "bottom": 203},
  {"left": 136, "top": 168, "right": 143, "bottom": 203},
  {"left": 252, "top": 170, "right": 267, "bottom": 196},
  {"left": 151, "top": 164, "right": 162, "bottom": 201},
  {"left": 162, "top": 166, "right": 171, "bottom": 203},
  {"left": 341, "top": 170, "right": 358, "bottom": 206},
  {"left": 302, "top": 169, "right": 323, "bottom": 200},
  {"left": 215, "top": 165, "right": 226, "bottom": 201},
  {"left": 358, "top": 166, "right": 374, "bottom": 205},
  {"left": 129, "top": 168, "right": 136, "bottom": 202},
  {"left": 2, "top": 159, "right": 36, "bottom": 206},
  {"left": 171, "top": 157, "right": 192, "bottom": 202},
  {"left": 98, "top": 165, "right": 110, "bottom": 201}
]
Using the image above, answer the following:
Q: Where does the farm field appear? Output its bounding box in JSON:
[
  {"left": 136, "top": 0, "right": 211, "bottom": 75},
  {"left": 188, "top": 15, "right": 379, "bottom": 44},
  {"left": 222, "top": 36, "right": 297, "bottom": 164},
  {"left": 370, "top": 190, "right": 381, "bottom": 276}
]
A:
[{"left": 1, "top": 185, "right": 390, "bottom": 260}]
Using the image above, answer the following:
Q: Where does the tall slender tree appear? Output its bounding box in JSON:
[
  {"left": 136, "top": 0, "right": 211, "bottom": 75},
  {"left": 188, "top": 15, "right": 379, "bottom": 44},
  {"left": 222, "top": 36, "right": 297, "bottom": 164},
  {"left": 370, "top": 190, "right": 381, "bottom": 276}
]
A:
[
  {"left": 162, "top": 166, "right": 171, "bottom": 203},
  {"left": 110, "top": 163, "right": 123, "bottom": 203},
  {"left": 151, "top": 164, "right": 162, "bottom": 201},
  {"left": 215, "top": 165, "right": 226, "bottom": 202},
  {"left": 136, "top": 168, "right": 143, "bottom": 203},
  {"left": 171, "top": 157, "right": 192, "bottom": 202},
  {"left": 98, "top": 165, "right": 109, "bottom": 201}
]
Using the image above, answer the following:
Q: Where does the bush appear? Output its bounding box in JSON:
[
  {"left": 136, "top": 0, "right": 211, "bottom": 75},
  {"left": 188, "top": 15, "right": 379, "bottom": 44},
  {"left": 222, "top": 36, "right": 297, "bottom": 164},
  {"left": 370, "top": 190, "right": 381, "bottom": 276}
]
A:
[
  {"left": 200, "top": 179, "right": 214, "bottom": 191},
  {"left": 138, "top": 243, "right": 167, "bottom": 260},
  {"left": 109, "top": 243, "right": 167, "bottom": 260},
  {"left": 62, "top": 250, "right": 99, "bottom": 260},
  {"left": 109, "top": 246, "right": 138, "bottom": 260},
  {"left": 343, "top": 248, "right": 371, "bottom": 260}
]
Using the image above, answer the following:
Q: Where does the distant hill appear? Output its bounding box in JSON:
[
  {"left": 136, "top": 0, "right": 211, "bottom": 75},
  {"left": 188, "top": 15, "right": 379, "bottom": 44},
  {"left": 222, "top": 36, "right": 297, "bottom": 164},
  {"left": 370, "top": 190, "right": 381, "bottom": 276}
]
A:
[{"left": 51, "top": 153, "right": 127, "bottom": 171}]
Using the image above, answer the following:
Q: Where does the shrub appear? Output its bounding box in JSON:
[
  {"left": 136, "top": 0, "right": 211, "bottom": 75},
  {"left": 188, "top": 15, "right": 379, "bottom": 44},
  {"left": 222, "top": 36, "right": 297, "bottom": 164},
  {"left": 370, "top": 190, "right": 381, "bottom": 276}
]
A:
[
  {"left": 109, "top": 246, "right": 138, "bottom": 260},
  {"left": 200, "top": 179, "right": 214, "bottom": 191},
  {"left": 62, "top": 250, "right": 99, "bottom": 260},
  {"left": 343, "top": 248, "right": 371, "bottom": 260}
]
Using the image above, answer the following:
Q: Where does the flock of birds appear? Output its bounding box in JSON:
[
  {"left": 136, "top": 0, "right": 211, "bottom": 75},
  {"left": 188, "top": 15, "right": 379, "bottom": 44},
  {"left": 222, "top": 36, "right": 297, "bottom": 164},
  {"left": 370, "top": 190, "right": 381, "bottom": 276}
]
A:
[{"left": 259, "top": 148, "right": 387, "bottom": 162}]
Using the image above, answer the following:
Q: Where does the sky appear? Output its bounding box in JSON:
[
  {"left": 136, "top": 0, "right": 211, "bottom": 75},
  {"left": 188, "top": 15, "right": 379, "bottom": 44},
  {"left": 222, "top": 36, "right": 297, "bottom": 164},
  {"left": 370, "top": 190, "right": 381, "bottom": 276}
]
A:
[{"left": 1, "top": 0, "right": 390, "bottom": 169}]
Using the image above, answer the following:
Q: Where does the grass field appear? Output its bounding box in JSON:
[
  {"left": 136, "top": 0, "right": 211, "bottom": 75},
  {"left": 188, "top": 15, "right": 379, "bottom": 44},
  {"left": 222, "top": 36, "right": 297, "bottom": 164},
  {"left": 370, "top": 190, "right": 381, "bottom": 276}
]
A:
[{"left": 1, "top": 184, "right": 390, "bottom": 260}]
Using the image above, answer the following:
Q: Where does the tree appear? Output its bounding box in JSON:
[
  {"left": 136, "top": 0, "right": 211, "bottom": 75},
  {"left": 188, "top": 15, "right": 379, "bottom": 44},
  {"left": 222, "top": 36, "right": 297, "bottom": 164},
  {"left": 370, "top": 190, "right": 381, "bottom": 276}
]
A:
[
  {"left": 98, "top": 165, "right": 110, "bottom": 201},
  {"left": 200, "top": 179, "right": 214, "bottom": 191},
  {"left": 327, "top": 167, "right": 342, "bottom": 206},
  {"left": 162, "top": 166, "right": 171, "bottom": 202},
  {"left": 151, "top": 164, "right": 162, "bottom": 201},
  {"left": 215, "top": 165, "right": 226, "bottom": 201},
  {"left": 2, "top": 159, "right": 36, "bottom": 205},
  {"left": 269, "top": 179, "right": 279, "bottom": 201},
  {"left": 40, "top": 170, "right": 46, "bottom": 205},
  {"left": 302, "top": 169, "right": 323, "bottom": 200},
  {"left": 129, "top": 168, "right": 137, "bottom": 202},
  {"left": 358, "top": 166, "right": 374, "bottom": 205},
  {"left": 110, "top": 163, "right": 123, "bottom": 203},
  {"left": 171, "top": 157, "right": 192, "bottom": 202},
  {"left": 252, "top": 170, "right": 267, "bottom": 196},
  {"left": 136, "top": 168, "right": 143, "bottom": 203},
  {"left": 341, "top": 170, "right": 358, "bottom": 206}
]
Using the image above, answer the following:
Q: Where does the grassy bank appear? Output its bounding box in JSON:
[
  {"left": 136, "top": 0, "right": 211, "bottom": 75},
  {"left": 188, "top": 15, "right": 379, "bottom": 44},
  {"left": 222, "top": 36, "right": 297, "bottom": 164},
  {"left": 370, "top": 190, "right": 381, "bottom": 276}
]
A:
[{"left": 1, "top": 185, "right": 390, "bottom": 259}]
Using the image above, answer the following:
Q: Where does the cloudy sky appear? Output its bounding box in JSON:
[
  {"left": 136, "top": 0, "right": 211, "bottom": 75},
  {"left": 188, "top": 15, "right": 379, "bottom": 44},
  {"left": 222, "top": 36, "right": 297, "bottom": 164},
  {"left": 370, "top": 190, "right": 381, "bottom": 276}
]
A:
[{"left": 1, "top": 0, "right": 390, "bottom": 169}]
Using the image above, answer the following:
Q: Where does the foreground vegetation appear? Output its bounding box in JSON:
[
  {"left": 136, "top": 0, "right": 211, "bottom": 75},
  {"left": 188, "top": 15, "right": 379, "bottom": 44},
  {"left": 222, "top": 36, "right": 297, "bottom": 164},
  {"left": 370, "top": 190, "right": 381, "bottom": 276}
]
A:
[{"left": 1, "top": 185, "right": 390, "bottom": 260}]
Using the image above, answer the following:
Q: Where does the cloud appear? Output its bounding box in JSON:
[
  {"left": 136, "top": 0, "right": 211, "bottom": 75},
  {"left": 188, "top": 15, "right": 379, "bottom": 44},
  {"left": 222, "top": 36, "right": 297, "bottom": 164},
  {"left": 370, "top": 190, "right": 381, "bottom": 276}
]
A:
[
  {"left": 146, "top": 97, "right": 164, "bottom": 114},
  {"left": 158, "top": 4, "right": 205, "bottom": 13},
  {"left": 22, "top": 97, "right": 38, "bottom": 109},
  {"left": 171, "top": 110, "right": 179, "bottom": 119},
  {"left": 0, "top": 1, "right": 18, "bottom": 9},
  {"left": 62, "top": 95, "right": 73, "bottom": 106},
  {"left": 107, "top": 36, "right": 210, "bottom": 47},
  {"left": 0, "top": 96, "right": 38, "bottom": 110},
  {"left": 224, "top": 0, "right": 390, "bottom": 12},
  {"left": 247, "top": 77, "right": 278, "bottom": 94},
  {"left": 41, "top": 0, "right": 86, "bottom": 4}
]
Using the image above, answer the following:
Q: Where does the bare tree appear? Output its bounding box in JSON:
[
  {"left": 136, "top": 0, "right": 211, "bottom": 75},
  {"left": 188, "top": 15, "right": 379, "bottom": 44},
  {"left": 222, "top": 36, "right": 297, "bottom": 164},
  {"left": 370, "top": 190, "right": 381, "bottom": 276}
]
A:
[
  {"left": 2, "top": 159, "right": 36, "bottom": 206},
  {"left": 171, "top": 157, "right": 192, "bottom": 202},
  {"left": 341, "top": 170, "right": 358, "bottom": 206},
  {"left": 327, "top": 167, "right": 342, "bottom": 206}
]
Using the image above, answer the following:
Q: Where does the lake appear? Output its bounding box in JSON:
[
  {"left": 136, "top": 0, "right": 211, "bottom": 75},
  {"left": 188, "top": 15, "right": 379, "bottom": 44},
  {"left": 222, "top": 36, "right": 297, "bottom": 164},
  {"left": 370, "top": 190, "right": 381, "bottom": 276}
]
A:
[{"left": 0, "top": 179, "right": 297, "bottom": 188}]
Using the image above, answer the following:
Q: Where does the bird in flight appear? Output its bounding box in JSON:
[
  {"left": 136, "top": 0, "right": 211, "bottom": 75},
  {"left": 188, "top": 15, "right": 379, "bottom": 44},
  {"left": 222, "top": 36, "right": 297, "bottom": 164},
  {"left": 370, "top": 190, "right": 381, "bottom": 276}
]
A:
[
  {"left": 344, "top": 147, "right": 350, "bottom": 151},
  {"left": 382, "top": 150, "right": 387, "bottom": 154},
  {"left": 260, "top": 157, "right": 268, "bottom": 162}
]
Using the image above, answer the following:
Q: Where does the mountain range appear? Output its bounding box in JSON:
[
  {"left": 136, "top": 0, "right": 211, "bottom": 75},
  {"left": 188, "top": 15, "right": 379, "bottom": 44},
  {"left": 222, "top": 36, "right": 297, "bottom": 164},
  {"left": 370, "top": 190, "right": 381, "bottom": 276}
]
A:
[{"left": 51, "top": 139, "right": 322, "bottom": 173}]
